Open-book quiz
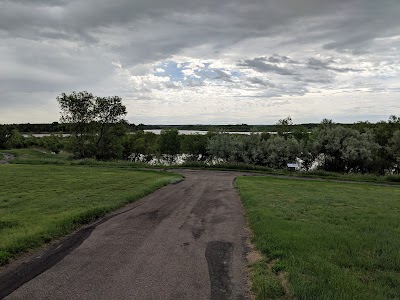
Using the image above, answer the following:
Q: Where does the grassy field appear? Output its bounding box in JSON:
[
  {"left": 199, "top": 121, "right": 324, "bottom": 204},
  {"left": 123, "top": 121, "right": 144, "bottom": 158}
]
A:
[
  {"left": 0, "top": 164, "right": 181, "bottom": 266},
  {"left": 236, "top": 176, "right": 400, "bottom": 300}
]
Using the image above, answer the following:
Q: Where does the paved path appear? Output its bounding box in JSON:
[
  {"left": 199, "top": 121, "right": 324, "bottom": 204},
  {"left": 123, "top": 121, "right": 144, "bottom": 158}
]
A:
[{"left": 4, "top": 170, "right": 251, "bottom": 300}]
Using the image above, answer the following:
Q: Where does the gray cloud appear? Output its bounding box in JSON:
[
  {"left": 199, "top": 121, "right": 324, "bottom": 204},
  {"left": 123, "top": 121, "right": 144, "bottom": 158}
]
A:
[
  {"left": 307, "top": 58, "right": 360, "bottom": 73},
  {"left": 0, "top": 0, "right": 399, "bottom": 123},
  {"left": 247, "top": 77, "right": 277, "bottom": 88},
  {"left": 239, "top": 57, "right": 296, "bottom": 75}
]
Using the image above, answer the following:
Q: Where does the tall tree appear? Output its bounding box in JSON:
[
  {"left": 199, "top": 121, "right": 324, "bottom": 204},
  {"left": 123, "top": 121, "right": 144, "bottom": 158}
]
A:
[
  {"left": 276, "top": 116, "right": 293, "bottom": 137},
  {"left": 57, "top": 91, "right": 96, "bottom": 158},
  {"left": 94, "top": 96, "right": 127, "bottom": 160},
  {"left": 57, "top": 91, "right": 127, "bottom": 159}
]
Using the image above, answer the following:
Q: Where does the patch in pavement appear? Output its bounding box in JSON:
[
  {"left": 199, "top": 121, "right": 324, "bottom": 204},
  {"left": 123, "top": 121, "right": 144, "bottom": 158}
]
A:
[
  {"left": 205, "top": 241, "right": 234, "bottom": 300},
  {"left": 0, "top": 227, "right": 94, "bottom": 299}
]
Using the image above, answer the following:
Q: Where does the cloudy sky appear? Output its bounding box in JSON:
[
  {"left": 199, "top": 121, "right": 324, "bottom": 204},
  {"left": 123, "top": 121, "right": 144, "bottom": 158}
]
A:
[{"left": 1, "top": 0, "right": 399, "bottom": 124}]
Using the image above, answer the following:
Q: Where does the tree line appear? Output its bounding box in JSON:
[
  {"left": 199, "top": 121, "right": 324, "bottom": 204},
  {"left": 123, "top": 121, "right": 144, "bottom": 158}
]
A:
[{"left": 1, "top": 91, "right": 399, "bottom": 174}]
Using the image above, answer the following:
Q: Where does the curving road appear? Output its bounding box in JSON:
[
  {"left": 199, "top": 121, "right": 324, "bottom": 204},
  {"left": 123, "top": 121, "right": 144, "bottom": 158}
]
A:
[{"left": 3, "top": 170, "right": 251, "bottom": 300}]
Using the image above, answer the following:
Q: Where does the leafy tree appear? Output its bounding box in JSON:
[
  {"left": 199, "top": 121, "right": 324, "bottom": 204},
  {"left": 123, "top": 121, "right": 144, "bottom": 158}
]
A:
[
  {"left": 180, "top": 134, "right": 208, "bottom": 161},
  {"left": 94, "top": 96, "right": 127, "bottom": 160},
  {"left": 241, "top": 133, "right": 264, "bottom": 164},
  {"left": 313, "top": 125, "right": 380, "bottom": 173},
  {"left": 95, "top": 121, "right": 128, "bottom": 160},
  {"left": 0, "top": 125, "right": 10, "bottom": 149},
  {"left": 262, "top": 136, "right": 301, "bottom": 169},
  {"left": 388, "top": 130, "right": 400, "bottom": 173},
  {"left": 207, "top": 133, "right": 244, "bottom": 163},
  {"left": 159, "top": 129, "right": 180, "bottom": 161},
  {"left": 6, "top": 129, "right": 25, "bottom": 149},
  {"left": 341, "top": 131, "right": 380, "bottom": 173},
  {"left": 123, "top": 131, "right": 146, "bottom": 160},
  {"left": 276, "top": 116, "right": 293, "bottom": 137},
  {"left": 57, "top": 91, "right": 96, "bottom": 158},
  {"left": 313, "top": 126, "right": 355, "bottom": 172},
  {"left": 57, "top": 91, "right": 127, "bottom": 159},
  {"left": 40, "top": 134, "right": 65, "bottom": 154},
  {"left": 298, "top": 139, "right": 317, "bottom": 171}
]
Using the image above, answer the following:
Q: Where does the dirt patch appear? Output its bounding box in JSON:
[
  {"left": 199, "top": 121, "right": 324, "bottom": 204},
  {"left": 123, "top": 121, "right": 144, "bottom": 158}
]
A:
[
  {"left": 278, "top": 272, "right": 296, "bottom": 300},
  {"left": 242, "top": 225, "right": 263, "bottom": 300},
  {"left": 0, "top": 152, "right": 15, "bottom": 164}
]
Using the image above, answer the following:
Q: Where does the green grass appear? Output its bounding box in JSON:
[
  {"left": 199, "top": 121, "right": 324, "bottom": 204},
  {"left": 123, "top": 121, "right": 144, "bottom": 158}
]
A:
[
  {"left": 0, "top": 164, "right": 181, "bottom": 266},
  {"left": 4, "top": 148, "right": 152, "bottom": 168},
  {"left": 4, "top": 148, "right": 400, "bottom": 185},
  {"left": 177, "top": 162, "right": 400, "bottom": 185},
  {"left": 236, "top": 176, "right": 400, "bottom": 300}
]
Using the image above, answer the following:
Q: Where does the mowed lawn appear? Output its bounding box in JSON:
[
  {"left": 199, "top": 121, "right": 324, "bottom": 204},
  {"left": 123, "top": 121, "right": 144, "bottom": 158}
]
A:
[
  {"left": 0, "top": 164, "right": 181, "bottom": 265},
  {"left": 236, "top": 176, "right": 400, "bottom": 300}
]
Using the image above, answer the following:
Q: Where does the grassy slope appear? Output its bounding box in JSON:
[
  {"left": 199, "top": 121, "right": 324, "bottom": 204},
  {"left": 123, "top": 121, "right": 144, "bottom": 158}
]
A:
[
  {"left": 0, "top": 164, "right": 181, "bottom": 265},
  {"left": 236, "top": 176, "right": 400, "bottom": 300},
  {"left": 4, "top": 148, "right": 400, "bottom": 185}
]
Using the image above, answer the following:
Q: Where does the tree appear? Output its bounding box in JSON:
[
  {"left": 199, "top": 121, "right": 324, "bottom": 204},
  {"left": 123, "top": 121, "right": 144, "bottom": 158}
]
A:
[
  {"left": 313, "top": 126, "right": 355, "bottom": 172},
  {"left": 57, "top": 91, "right": 96, "bottom": 158},
  {"left": 57, "top": 91, "right": 127, "bottom": 159},
  {"left": 159, "top": 129, "right": 180, "bottom": 161},
  {"left": 313, "top": 125, "right": 380, "bottom": 173},
  {"left": 0, "top": 125, "right": 10, "bottom": 149},
  {"left": 40, "top": 134, "right": 65, "bottom": 154},
  {"left": 388, "top": 130, "right": 400, "bottom": 173},
  {"left": 180, "top": 134, "right": 209, "bottom": 161},
  {"left": 298, "top": 139, "right": 317, "bottom": 171},
  {"left": 341, "top": 131, "right": 380, "bottom": 173},
  {"left": 93, "top": 96, "right": 127, "bottom": 160},
  {"left": 241, "top": 133, "right": 264, "bottom": 164},
  {"left": 276, "top": 116, "right": 293, "bottom": 137},
  {"left": 207, "top": 133, "right": 244, "bottom": 163},
  {"left": 6, "top": 129, "right": 25, "bottom": 149},
  {"left": 262, "top": 136, "right": 301, "bottom": 169}
]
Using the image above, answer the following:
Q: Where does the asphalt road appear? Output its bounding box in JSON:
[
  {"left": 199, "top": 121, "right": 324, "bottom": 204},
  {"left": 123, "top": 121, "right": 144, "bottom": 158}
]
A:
[{"left": 4, "top": 170, "right": 251, "bottom": 300}]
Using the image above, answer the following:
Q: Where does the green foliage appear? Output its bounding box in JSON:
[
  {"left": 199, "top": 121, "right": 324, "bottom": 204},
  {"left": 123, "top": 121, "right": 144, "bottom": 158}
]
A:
[
  {"left": 388, "top": 130, "right": 400, "bottom": 173},
  {"left": 94, "top": 96, "right": 127, "bottom": 160},
  {"left": 276, "top": 116, "right": 293, "bottom": 137},
  {"left": 5, "top": 129, "right": 25, "bottom": 149},
  {"left": 3, "top": 115, "right": 400, "bottom": 175},
  {"left": 56, "top": 91, "right": 127, "bottom": 160},
  {"left": 0, "top": 125, "right": 9, "bottom": 149},
  {"left": 158, "top": 128, "right": 180, "bottom": 158},
  {"left": 207, "top": 133, "right": 244, "bottom": 162},
  {"left": 180, "top": 134, "right": 209, "bottom": 160},
  {"left": 0, "top": 164, "right": 181, "bottom": 265},
  {"left": 237, "top": 176, "right": 400, "bottom": 299},
  {"left": 313, "top": 125, "right": 380, "bottom": 173},
  {"left": 263, "top": 136, "right": 301, "bottom": 168},
  {"left": 39, "top": 134, "right": 65, "bottom": 153},
  {"left": 123, "top": 131, "right": 159, "bottom": 161}
]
